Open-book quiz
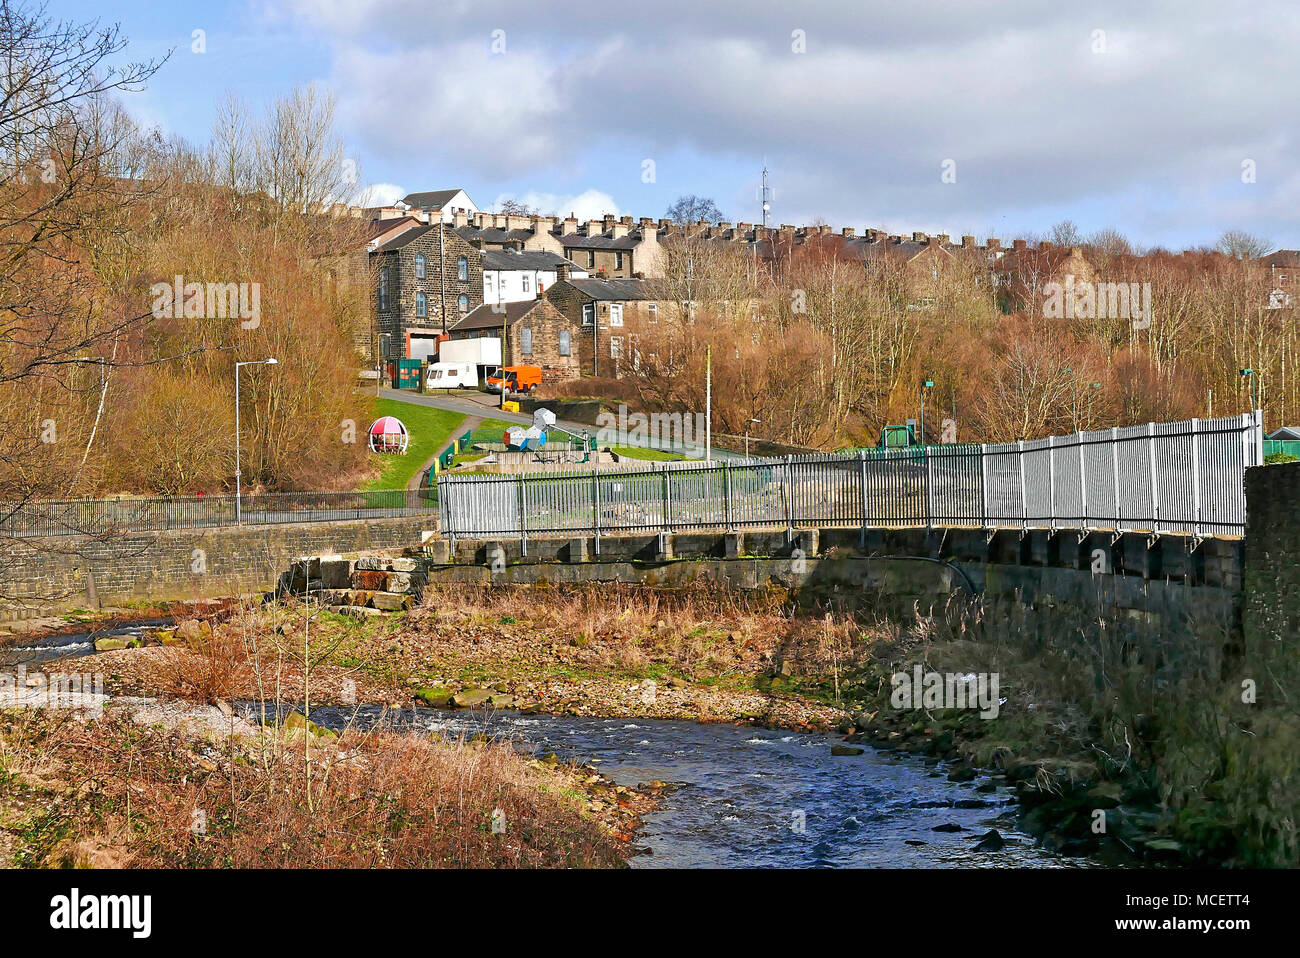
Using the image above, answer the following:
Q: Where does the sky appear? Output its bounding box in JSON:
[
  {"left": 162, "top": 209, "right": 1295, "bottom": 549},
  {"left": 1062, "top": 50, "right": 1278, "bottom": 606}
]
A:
[{"left": 52, "top": 0, "right": 1300, "bottom": 250}]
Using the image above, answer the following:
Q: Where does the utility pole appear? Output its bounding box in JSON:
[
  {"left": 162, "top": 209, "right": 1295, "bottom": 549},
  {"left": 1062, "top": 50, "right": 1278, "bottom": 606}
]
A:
[
  {"left": 705, "top": 345, "right": 712, "bottom": 462},
  {"left": 234, "top": 358, "right": 278, "bottom": 523}
]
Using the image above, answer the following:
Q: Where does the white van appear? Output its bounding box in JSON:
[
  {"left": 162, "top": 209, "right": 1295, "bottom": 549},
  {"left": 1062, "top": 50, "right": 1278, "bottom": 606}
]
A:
[{"left": 426, "top": 361, "right": 477, "bottom": 390}]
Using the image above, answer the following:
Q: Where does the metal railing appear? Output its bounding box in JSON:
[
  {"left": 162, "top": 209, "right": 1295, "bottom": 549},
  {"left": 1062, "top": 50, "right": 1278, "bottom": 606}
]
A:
[
  {"left": 0, "top": 489, "right": 436, "bottom": 538},
  {"left": 437, "top": 414, "right": 1263, "bottom": 543}
]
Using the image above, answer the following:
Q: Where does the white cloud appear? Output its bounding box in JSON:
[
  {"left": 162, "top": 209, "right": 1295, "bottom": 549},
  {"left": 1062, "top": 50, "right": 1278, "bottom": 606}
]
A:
[
  {"left": 271, "top": 0, "right": 1300, "bottom": 245},
  {"left": 494, "top": 190, "right": 622, "bottom": 220},
  {"left": 357, "top": 182, "right": 405, "bottom": 206}
]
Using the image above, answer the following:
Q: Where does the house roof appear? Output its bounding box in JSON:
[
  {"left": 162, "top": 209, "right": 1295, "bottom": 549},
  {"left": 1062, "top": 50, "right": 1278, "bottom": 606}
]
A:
[
  {"left": 452, "top": 300, "right": 544, "bottom": 332},
  {"left": 563, "top": 278, "right": 662, "bottom": 301},
  {"left": 366, "top": 215, "right": 422, "bottom": 241},
  {"left": 454, "top": 226, "right": 539, "bottom": 246},
  {"left": 559, "top": 231, "right": 643, "bottom": 250},
  {"left": 482, "top": 249, "right": 583, "bottom": 271},
  {"left": 1259, "top": 249, "right": 1300, "bottom": 268},
  {"left": 402, "top": 189, "right": 466, "bottom": 211},
  {"left": 1268, "top": 426, "right": 1300, "bottom": 441},
  {"left": 371, "top": 224, "right": 436, "bottom": 253}
]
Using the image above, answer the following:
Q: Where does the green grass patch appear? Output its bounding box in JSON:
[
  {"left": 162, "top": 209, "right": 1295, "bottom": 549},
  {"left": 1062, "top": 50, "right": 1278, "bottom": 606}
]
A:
[
  {"left": 608, "top": 445, "right": 696, "bottom": 462},
  {"left": 362, "top": 399, "right": 467, "bottom": 491}
]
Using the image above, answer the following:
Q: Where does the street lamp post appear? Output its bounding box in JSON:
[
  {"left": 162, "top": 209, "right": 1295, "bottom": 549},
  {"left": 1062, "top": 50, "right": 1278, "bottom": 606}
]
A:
[
  {"left": 744, "top": 418, "right": 761, "bottom": 460},
  {"left": 919, "top": 380, "right": 934, "bottom": 446},
  {"left": 1240, "top": 367, "right": 1259, "bottom": 415},
  {"left": 235, "top": 358, "right": 278, "bottom": 523}
]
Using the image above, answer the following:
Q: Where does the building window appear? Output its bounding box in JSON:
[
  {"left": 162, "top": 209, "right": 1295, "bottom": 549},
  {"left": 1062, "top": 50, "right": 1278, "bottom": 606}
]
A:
[
  {"left": 485, "top": 273, "right": 495, "bottom": 292},
  {"left": 559, "top": 330, "right": 570, "bottom": 356},
  {"left": 521, "top": 327, "right": 533, "bottom": 355},
  {"left": 647, "top": 303, "right": 657, "bottom": 323},
  {"left": 587, "top": 251, "right": 595, "bottom": 268},
  {"left": 610, "top": 336, "right": 622, "bottom": 359},
  {"left": 609, "top": 304, "right": 623, "bottom": 326},
  {"left": 415, "top": 253, "right": 426, "bottom": 279},
  {"left": 522, "top": 274, "right": 531, "bottom": 293},
  {"left": 582, "top": 303, "right": 594, "bottom": 326},
  {"left": 458, "top": 293, "right": 469, "bottom": 313},
  {"left": 416, "top": 291, "right": 427, "bottom": 317},
  {"left": 378, "top": 266, "right": 390, "bottom": 311},
  {"left": 457, "top": 256, "right": 468, "bottom": 282},
  {"left": 615, "top": 251, "right": 624, "bottom": 270}
]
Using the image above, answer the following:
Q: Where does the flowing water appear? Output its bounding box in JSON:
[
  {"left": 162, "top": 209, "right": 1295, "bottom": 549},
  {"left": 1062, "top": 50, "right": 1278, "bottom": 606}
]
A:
[{"left": 3, "top": 623, "right": 1076, "bottom": 868}]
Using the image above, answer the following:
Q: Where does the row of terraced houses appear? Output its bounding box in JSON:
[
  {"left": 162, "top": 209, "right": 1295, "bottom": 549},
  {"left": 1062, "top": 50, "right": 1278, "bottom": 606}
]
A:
[{"left": 357, "top": 187, "right": 1300, "bottom": 386}]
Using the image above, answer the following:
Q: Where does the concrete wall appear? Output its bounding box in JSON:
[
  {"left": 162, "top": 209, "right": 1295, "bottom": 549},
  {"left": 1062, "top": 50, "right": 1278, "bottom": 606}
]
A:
[{"left": 0, "top": 516, "right": 435, "bottom": 622}]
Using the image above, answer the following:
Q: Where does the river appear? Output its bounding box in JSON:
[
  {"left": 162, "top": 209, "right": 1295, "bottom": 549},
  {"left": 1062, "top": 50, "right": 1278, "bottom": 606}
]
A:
[{"left": 4, "top": 622, "right": 1076, "bottom": 868}]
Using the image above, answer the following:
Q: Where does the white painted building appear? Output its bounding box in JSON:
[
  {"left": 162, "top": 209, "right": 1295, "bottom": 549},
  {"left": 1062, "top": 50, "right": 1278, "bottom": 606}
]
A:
[
  {"left": 399, "top": 189, "right": 478, "bottom": 224},
  {"left": 482, "top": 249, "right": 588, "bottom": 305}
]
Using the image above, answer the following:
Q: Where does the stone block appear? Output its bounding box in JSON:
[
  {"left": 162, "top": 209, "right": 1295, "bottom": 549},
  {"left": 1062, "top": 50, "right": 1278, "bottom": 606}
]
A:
[
  {"left": 385, "top": 571, "right": 412, "bottom": 593},
  {"left": 319, "top": 558, "right": 353, "bottom": 589},
  {"left": 352, "top": 569, "right": 387, "bottom": 590},
  {"left": 371, "top": 592, "right": 411, "bottom": 612}
]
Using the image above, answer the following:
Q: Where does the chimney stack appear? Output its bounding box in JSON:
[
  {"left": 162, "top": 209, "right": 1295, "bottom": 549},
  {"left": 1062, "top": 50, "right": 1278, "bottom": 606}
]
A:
[
  {"left": 961, "top": 235, "right": 975, "bottom": 248},
  {"left": 560, "top": 215, "right": 578, "bottom": 234},
  {"left": 611, "top": 220, "right": 629, "bottom": 239},
  {"left": 452, "top": 210, "right": 468, "bottom": 227},
  {"left": 1013, "top": 239, "right": 1027, "bottom": 251},
  {"left": 586, "top": 219, "right": 604, "bottom": 237},
  {"left": 986, "top": 238, "right": 1000, "bottom": 251},
  {"left": 913, "top": 231, "right": 928, "bottom": 243},
  {"left": 555, "top": 263, "right": 570, "bottom": 283},
  {"left": 842, "top": 227, "right": 855, "bottom": 237}
]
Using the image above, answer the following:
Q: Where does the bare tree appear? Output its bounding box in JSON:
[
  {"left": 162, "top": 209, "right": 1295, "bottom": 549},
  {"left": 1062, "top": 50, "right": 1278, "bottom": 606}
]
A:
[
  {"left": 665, "top": 194, "right": 725, "bottom": 226},
  {"left": 1216, "top": 229, "right": 1271, "bottom": 261}
]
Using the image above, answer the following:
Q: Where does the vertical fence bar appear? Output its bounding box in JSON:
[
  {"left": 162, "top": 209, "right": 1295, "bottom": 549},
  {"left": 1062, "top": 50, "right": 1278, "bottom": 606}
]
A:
[
  {"left": 592, "top": 472, "right": 601, "bottom": 555},
  {"left": 1047, "top": 436, "right": 1056, "bottom": 532},
  {"left": 784, "top": 455, "right": 795, "bottom": 535},
  {"left": 1078, "top": 430, "right": 1088, "bottom": 531},
  {"left": 724, "top": 462, "right": 734, "bottom": 531},
  {"left": 1190, "top": 417, "right": 1201, "bottom": 538},
  {"left": 1147, "top": 423, "right": 1159, "bottom": 534},
  {"left": 1017, "top": 440, "right": 1027, "bottom": 530},
  {"left": 661, "top": 464, "right": 670, "bottom": 534},
  {"left": 979, "top": 444, "right": 988, "bottom": 530},
  {"left": 518, "top": 475, "right": 528, "bottom": 556},
  {"left": 1111, "top": 426, "right": 1121, "bottom": 530}
]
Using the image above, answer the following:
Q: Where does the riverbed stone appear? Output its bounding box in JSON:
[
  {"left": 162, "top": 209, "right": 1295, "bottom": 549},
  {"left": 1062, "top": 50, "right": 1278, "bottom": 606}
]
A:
[
  {"left": 974, "top": 829, "right": 1005, "bottom": 851},
  {"left": 352, "top": 570, "right": 387, "bottom": 591},
  {"left": 94, "top": 638, "right": 127, "bottom": 652},
  {"left": 450, "top": 687, "right": 494, "bottom": 708},
  {"left": 830, "top": 744, "right": 865, "bottom": 756},
  {"left": 371, "top": 592, "right": 410, "bottom": 612},
  {"left": 319, "top": 558, "right": 353, "bottom": 589}
]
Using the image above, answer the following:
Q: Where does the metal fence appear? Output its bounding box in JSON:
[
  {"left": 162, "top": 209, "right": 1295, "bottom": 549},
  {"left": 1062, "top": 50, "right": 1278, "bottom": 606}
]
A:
[
  {"left": 0, "top": 489, "right": 435, "bottom": 538},
  {"left": 437, "top": 414, "right": 1263, "bottom": 543}
]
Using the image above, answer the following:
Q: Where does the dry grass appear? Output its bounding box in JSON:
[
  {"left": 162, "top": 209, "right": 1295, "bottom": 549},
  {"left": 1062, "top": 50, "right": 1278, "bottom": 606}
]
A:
[{"left": 0, "top": 706, "right": 626, "bottom": 869}]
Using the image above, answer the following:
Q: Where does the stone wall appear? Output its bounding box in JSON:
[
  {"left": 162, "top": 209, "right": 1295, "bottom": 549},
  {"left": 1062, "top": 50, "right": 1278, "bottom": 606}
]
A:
[
  {"left": 422, "top": 525, "right": 1243, "bottom": 628},
  {"left": 1243, "top": 461, "right": 1300, "bottom": 642},
  {"left": 0, "top": 516, "right": 435, "bottom": 622}
]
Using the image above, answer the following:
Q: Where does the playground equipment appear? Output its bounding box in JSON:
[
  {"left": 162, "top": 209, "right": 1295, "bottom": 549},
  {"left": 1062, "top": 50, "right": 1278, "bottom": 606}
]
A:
[
  {"left": 368, "top": 416, "right": 409, "bottom": 454},
  {"left": 503, "top": 408, "right": 557, "bottom": 451}
]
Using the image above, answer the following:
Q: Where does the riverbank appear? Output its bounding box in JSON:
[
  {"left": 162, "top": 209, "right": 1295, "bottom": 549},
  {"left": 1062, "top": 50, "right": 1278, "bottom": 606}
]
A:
[
  {"left": 0, "top": 695, "right": 651, "bottom": 868},
  {"left": 27, "top": 580, "right": 1296, "bottom": 868}
]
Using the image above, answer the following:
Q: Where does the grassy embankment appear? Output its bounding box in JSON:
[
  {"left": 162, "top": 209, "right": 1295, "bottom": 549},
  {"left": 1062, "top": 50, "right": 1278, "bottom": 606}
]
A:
[{"left": 361, "top": 399, "right": 466, "bottom": 491}]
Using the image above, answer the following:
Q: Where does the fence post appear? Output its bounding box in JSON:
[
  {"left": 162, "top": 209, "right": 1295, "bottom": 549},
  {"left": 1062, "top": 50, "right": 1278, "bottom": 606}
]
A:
[
  {"left": 1190, "top": 418, "right": 1201, "bottom": 538},
  {"left": 1047, "top": 436, "right": 1055, "bottom": 532},
  {"left": 858, "top": 450, "right": 869, "bottom": 545},
  {"left": 1017, "top": 440, "right": 1027, "bottom": 530},
  {"left": 1111, "top": 426, "right": 1121, "bottom": 530},
  {"left": 592, "top": 473, "right": 601, "bottom": 556},
  {"left": 517, "top": 475, "right": 527, "bottom": 557},
  {"left": 724, "top": 462, "right": 734, "bottom": 531},
  {"left": 662, "top": 463, "right": 670, "bottom": 534},
  {"left": 924, "top": 444, "right": 934, "bottom": 528},
  {"left": 1078, "top": 430, "right": 1088, "bottom": 531},
  {"left": 1148, "top": 422, "right": 1160, "bottom": 534},
  {"left": 785, "top": 454, "right": 795, "bottom": 536},
  {"left": 979, "top": 444, "right": 987, "bottom": 530}
]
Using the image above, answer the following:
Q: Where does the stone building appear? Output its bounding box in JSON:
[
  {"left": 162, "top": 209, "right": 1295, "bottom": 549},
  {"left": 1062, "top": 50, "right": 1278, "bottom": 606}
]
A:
[
  {"left": 545, "top": 271, "right": 668, "bottom": 378},
  {"left": 555, "top": 214, "right": 664, "bottom": 278},
  {"left": 370, "top": 223, "right": 484, "bottom": 362},
  {"left": 448, "top": 298, "right": 581, "bottom": 382}
]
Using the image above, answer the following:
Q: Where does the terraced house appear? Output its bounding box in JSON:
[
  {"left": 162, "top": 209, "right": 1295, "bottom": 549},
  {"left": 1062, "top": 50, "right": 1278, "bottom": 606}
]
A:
[
  {"left": 370, "top": 223, "right": 484, "bottom": 362},
  {"left": 545, "top": 271, "right": 669, "bottom": 378}
]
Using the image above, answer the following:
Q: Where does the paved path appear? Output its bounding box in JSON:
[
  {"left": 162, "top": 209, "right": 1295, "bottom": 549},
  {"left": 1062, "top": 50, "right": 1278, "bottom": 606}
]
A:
[
  {"left": 406, "top": 414, "right": 484, "bottom": 490},
  {"left": 379, "top": 388, "right": 743, "bottom": 461}
]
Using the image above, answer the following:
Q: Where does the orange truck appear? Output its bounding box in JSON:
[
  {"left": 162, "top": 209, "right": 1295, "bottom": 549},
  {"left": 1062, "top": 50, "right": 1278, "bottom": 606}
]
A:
[{"left": 486, "top": 365, "right": 542, "bottom": 393}]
